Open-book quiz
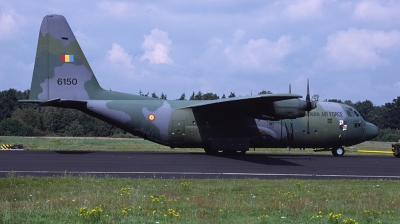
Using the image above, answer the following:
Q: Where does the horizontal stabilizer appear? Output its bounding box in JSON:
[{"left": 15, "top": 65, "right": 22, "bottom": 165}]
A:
[{"left": 19, "top": 98, "right": 87, "bottom": 108}]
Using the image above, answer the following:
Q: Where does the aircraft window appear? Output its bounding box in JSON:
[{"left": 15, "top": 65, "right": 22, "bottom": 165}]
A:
[
  {"left": 327, "top": 118, "right": 332, "bottom": 123},
  {"left": 346, "top": 108, "right": 353, "bottom": 117},
  {"left": 354, "top": 110, "right": 360, "bottom": 117},
  {"left": 354, "top": 122, "right": 361, "bottom": 128}
]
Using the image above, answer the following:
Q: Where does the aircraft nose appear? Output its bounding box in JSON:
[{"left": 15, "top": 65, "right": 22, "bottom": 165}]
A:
[{"left": 363, "top": 122, "right": 379, "bottom": 140}]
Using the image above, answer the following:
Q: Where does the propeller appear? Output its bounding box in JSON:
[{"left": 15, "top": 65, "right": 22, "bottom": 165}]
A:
[
  {"left": 288, "top": 83, "right": 293, "bottom": 141},
  {"left": 305, "top": 79, "right": 317, "bottom": 134}
]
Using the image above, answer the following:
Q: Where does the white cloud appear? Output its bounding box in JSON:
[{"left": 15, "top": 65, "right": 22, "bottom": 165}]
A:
[
  {"left": 322, "top": 29, "right": 400, "bottom": 69},
  {"left": 141, "top": 28, "right": 173, "bottom": 65},
  {"left": 223, "top": 34, "right": 300, "bottom": 71},
  {"left": 353, "top": 1, "right": 400, "bottom": 22},
  {"left": 0, "top": 8, "right": 25, "bottom": 41},
  {"left": 107, "top": 43, "right": 134, "bottom": 69},
  {"left": 97, "top": 1, "right": 131, "bottom": 17},
  {"left": 0, "top": 53, "right": 33, "bottom": 91},
  {"left": 282, "top": 0, "right": 323, "bottom": 21}
]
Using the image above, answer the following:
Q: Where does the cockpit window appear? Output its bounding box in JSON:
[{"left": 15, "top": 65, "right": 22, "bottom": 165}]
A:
[
  {"left": 346, "top": 108, "right": 353, "bottom": 117},
  {"left": 346, "top": 108, "right": 361, "bottom": 118}
]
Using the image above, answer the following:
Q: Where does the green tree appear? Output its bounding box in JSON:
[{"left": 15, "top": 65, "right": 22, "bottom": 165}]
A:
[
  {"left": 325, "top": 99, "right": 342, "bottom": 103},
  {"left": 0, "top": 89, "right": 19, "bottom": 120},
  {"left": 259, "top": 90, "right": 272, "bottom": 95},
  {"left": 11, "top": 108, "right": 38, "bottom": 128},
  {"left": 65, "top": 120, "right": 85, "bottom": 136},
  {"left": 202, "top": 93, "right": 219, "bottom": 100},
  {"left": 151, "top": 92, "right": 159, "bottom": 98},
  {"left": 190, "top": 91, "right": 203, "bottom": 100},
  {"left": 353, "top": 100, "right": 375, "bottom": 121},
  {"left": 0, "top": 118, "right": 33, "bottom": 136},
  {"left": 178, "top": 93, "right": 185, "bottom": 100},
  {"left": 382, "top": 97, "right": 400, "bottom": 129}
]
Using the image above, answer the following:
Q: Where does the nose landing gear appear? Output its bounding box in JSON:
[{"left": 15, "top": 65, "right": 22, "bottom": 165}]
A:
[{"left": 332, "top": 147, "right": 345, "bottom": 156}]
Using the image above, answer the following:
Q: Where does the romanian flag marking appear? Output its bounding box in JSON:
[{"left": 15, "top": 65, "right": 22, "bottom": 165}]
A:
[
  {"left": 148, "top": 114, "right": 155, "bottom": 121},
  {"left": 60, "top": 54, "right": 74, "bottom": 63}
]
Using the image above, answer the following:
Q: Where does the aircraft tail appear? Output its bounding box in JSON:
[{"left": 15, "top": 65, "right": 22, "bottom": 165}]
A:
[{"left": 27, "top": 14, "right": 104, "bottom": 102}]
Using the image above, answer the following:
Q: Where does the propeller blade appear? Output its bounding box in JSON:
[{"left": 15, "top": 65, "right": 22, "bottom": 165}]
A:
[
  {"left": 305, "top": 79, "right": 317, "bottom": 111},
  {"left": 306, "top": 79, "right": 312, "bottom": 134},
  {"left": 289, "top": 84, "right": 291, "bottom": 94},
  {"left": 307, "top": 112, "right": 310, "bottom": 134},
  {"left": 306, "top": 79, "right": 311, "bottom": 110}
]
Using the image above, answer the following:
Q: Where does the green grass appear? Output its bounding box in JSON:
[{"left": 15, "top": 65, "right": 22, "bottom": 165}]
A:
[
  {"left": 0, "top": 136, "right": 394, "bottom": 155},
  {"left": 1, "top": 176, "right": 399, "bottom": 223}
]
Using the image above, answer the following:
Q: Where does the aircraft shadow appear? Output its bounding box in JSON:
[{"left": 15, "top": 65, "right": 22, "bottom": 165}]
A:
[
  {"left": 54, "top": 151, "right": 94, "bottom": 154},
  {"left": 201, "top": 153, "right": 303, "bottom": 166}
]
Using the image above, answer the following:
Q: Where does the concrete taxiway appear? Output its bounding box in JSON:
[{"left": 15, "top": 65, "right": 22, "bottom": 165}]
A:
[{"left": 0, "top": 150, "right": 398, "bottom": 179}]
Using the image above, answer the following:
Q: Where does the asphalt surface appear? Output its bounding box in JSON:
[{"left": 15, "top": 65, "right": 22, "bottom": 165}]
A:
[{"left": 0, "top": 150, "right": 399, "bottom": 179}]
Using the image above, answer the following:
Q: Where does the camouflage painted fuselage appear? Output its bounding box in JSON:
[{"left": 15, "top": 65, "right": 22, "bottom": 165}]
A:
[
  {"left": 21, "top": 15, "right": 379, "bottom": 153},
  {"left": 81, "top": 99, "right": 376, "bottom": 150}
]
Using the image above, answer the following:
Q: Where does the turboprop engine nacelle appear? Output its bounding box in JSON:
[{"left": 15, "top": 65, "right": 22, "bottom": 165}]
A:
[{"left": 272, "top": 99, "right": 310, "bottom": 119}]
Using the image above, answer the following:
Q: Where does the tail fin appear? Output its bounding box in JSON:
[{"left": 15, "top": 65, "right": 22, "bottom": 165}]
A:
[{"left": 28, "top": 14, "right": 103, "bottom": 102}]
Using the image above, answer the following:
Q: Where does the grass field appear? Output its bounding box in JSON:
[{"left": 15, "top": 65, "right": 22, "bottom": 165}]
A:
[
  {"left": 0, "top": 137, "right": 398, "bottom": 223},
  {"left": 1, "top": 176, "right": 400, "bottom": 223}
]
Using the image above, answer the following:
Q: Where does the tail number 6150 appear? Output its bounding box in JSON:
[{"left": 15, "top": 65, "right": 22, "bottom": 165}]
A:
[{"left": 57, "top": 78, "right": 77, "bottom": 85}]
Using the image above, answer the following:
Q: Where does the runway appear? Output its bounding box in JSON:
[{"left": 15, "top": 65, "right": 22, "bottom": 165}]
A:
[{"left": 0, "top": 150, "right": 399, "bottom": 179}]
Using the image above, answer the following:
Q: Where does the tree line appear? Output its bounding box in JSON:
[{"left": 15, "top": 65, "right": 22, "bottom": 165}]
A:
[{"left": 0, "top": 88, "right": 399, "bottom": 141}]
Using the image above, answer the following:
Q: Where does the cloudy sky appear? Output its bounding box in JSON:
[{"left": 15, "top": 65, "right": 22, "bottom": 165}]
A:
[{"left": 1, "top": 0, "right": 399, "bottom": 106}]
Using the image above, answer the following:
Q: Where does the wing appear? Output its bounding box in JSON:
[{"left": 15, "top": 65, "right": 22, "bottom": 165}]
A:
[{"left": 182, "top": 93, "right": 309, "bottom": 120}]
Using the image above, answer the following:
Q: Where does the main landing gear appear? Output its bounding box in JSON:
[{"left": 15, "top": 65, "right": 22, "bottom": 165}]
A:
[{"left": 204, "top": 148, "right": 247, "bottom": 155}]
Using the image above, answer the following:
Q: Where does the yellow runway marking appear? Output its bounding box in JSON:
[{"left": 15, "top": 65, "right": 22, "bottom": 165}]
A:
[{"left": 356, "top": 150, "right": 393, "bottom": 154}]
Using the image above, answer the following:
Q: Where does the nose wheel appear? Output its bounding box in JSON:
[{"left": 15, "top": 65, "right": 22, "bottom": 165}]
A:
[{"left": 332, "top": 147, "right": 345, "bottom": 156}]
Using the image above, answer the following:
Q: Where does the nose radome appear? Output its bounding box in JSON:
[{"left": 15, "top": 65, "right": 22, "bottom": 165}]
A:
[{"left": 364, "top": 122, "right": 379, "bottom": 140}]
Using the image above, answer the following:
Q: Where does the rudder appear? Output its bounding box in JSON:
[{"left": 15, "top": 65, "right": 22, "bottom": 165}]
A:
[{"left": 29, "top": 14, "right": 103, "bottom": 102}]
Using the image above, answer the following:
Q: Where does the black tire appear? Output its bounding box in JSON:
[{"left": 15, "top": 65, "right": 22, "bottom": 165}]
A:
[
  {"left": 235, "top": 150, "right": 247, "bottom": 155},
  {"left": 332, "top": 147, "right": 345, "bottom": 156},
  {"left": 204, "top": 148, "right": 225, "bottom": 155}
]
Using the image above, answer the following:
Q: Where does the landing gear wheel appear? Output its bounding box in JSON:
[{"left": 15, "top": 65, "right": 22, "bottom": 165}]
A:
[
  {"left": 332, "top": 147, "right": 345, "bottom": 156},
  {"left": 235, "top": 150, "right": 247, "bottom": 155}
]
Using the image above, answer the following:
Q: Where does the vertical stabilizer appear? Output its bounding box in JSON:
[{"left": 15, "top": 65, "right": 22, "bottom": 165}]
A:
[{"left": 29, "top": 14, "right": 103, "bottom": 101}]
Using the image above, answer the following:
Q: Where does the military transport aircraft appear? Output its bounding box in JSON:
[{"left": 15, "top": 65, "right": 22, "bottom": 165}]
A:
[{"left": 20, "top": 15, "right": 379, "bottom": 156}]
